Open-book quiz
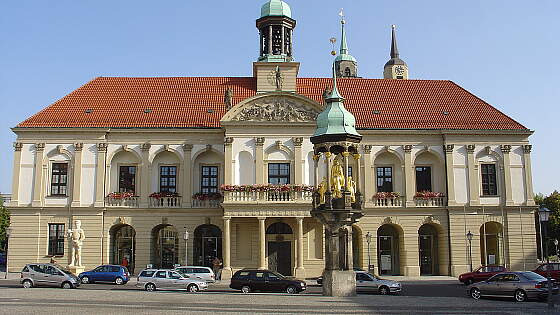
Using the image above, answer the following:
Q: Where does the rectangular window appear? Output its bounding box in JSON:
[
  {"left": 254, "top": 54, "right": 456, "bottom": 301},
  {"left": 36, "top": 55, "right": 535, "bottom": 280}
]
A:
[
  {"left": 160, "top": 166, "right": 177, "bottom": 193},
  {"left": 50, "top": 163, "right": 68, "bottom": 196},
  {"left": 376, "top": 167, "right": 393, "bottom": 192},
  {"left": 48, "top": 224, "right": 65, "bottom": 256},
  {"left": 201, "top": 166, "right": 218, "bottom": 193},
  {"left": 481, "top": 164, "right": 497, "bottom": 195},
  {"left": 119, "top": 166, "right": 136, "bottom": 193},
  {"left": 268, "top": 163, "right": 290, "bottom": 185},
  {"left": 415, "top": 166, "right": 432, "bottom": 192}
]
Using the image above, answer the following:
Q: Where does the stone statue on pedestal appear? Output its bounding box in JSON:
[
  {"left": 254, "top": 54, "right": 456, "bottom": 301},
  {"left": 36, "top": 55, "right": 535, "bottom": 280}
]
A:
[{"left": 68, "top": 220, "right": 85, "bottom": 267}]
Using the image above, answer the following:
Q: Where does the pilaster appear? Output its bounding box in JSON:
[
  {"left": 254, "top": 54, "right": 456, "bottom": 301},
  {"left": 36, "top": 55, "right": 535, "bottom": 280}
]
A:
[
  {"left": 500, "top": 145, "right": 514, "bottom": 206},
  {"left": 139, "top": 143, "right": 151, "bottom": 208},
  {"left": 362, "top": 145, "right": 373, "bottom": 203},
  {"left": 292, "top": 137, "right": 303, "bottom": 184},
  {"left": 31, "top": 143, "right": 45, "bottom": 207},
  {"left": 71, "top": 143, "right": 83, "bottom": 207},
  {"left": 10, "top": 142, "right": 23, "bottom": 206},
  {"left": 443, "top": 144, "right": 456, "bottom": 206},
  {"left": 295, "top": 217, "right": 305, "bottom": 279},
  {"left": 221, "top": 216, "right": 233, "bottom": 280},
  {"left": 258, "top": 217, "right": 267, "bottom": 269},
  {"left": 522, "top": 145, "right": 535, "bottom": 206},
  {"left": 403, "top": 145, "right": 415, "bottom": 207},
  {"left": 94, "top": 143, "right": 107, "bottom": 207},
  {"left": 466, "top": 145, "right": 479, "bottom": 206},
  {"left": 255, "top": 138, "right": 265, "bottom": 184},
  {"left": 182, "top": 144, "right": 193, "bottom": 207},
  {"left": 224, "top": 137, "right": 234, "bottom": 184}
]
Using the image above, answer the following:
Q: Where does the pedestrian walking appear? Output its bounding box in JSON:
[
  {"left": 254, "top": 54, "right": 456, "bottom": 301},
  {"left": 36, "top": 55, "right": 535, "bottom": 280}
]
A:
[{"left": 212, "top": 257, "right": 222, "bottom": 281}]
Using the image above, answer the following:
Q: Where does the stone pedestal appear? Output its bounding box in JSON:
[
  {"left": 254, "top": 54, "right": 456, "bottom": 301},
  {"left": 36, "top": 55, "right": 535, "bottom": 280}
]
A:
[
  {"left": 294, "top": 267, "right": 306, "bottom": 279},
  {"left": 67, "top": 265, "right": 85, "bottom": 276},
  {"left": 221, "top": 267, "right": 233, "bottom": 280},
  {"left": 322, "top": 270, "right": 356, "bottom": 296}
]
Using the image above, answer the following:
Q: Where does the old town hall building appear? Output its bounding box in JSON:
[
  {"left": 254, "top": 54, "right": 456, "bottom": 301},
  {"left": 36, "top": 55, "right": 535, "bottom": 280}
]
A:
[{"left": 7, "top": 0, "right": 537, "bottom": 279}]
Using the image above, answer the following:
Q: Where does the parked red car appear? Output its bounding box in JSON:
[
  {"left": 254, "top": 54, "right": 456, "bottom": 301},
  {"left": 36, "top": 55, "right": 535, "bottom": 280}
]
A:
[
  {"left": 533, "top": 263, "right": 560, "bottom": 283},
  {"left": 458, "top": 265, "right": 507, "bottom": 285}
]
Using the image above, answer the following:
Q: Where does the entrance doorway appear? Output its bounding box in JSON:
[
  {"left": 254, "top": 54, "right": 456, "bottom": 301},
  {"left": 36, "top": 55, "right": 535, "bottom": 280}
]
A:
[
  {"left": 377, "top": 224, "right": 400, "bottom": 275},
  {"left": 480, "top": 222, "right": 503, "bottom": 266},
  {"left": 268, "top": 241, "right": 292, "bottom": 276},
  {"left": 193, "top": 224, "right": 222, "bottom": 268},
  {"left": 418, "top": 224, "right": 438, "bottom": 275},
  {"left": 151, "top": 225, "right": 179, "bottom": 269},
  {"left": 266, "top": 222, "right": 293, "bottom": 276},
  {"left": 110, "top": 225, "right": 136, "bottom": 274}
]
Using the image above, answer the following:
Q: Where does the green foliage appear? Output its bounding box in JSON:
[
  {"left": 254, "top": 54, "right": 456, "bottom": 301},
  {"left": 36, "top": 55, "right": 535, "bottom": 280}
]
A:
[
  {"left": 535, "top": 191, "right": 560, "bottom": 257},
  {"left": 0, "top": 197, "right": 10, "bottom": 250}
]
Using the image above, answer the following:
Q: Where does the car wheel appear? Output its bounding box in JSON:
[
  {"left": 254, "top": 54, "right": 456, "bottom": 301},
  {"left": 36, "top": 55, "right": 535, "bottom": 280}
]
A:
[
  {"left": 470, "top": 287, "right": 481, "bottom": 300},
  {"left": 62, "top": 282, "right": 73, "bottom": 289},
  {"left": 145, "top": 283, "right": 156, "bottom": 292},
  {"left": 22, "top": 280, "right": 33, "bottom": 289},
  {"left": 241, "top": 285, "right": 251, "bottom": 294},
  {"left": 114, "top": 277, "right": 124, "bottom": 285},
  {"left": 81, "top": 276, "right": 90, "bottom": 284},
  {"left": 514, "top": 289, "right": 527, "bottom": 302},
  {"left": 286, "top": 285, "right": 297, "bottom": 294},
  {"left": 187, "top": 284, "right": 199, "bottom": 293},
  {"left": 378, "top": 286, "right": 389, "bottom": 295}
]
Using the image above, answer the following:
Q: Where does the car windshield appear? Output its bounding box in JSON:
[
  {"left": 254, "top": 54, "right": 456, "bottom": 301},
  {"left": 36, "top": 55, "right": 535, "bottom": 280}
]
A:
[
  {"left": 521, "top": 272, "right": 547, "bottom": 281},
  {"left": 54, "top": 265, "right": 73, "bottom": 275},
  {"left": 270, "top": 271, "right": 286, "bottom": 279}
]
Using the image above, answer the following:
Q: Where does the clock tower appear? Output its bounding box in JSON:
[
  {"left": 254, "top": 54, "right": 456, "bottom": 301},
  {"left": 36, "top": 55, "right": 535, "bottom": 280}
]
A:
[
  {"left": 253, "top": 0, "right": 299, "bottom": 93},
  {"left": 383, "top": 25, "right": 408, "bottom": 80}
]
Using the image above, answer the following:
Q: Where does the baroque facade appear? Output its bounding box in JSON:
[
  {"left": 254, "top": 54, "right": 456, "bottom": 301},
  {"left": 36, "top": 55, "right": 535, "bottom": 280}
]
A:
[{"left": 7, "top": 0, "right": 537, "bottom": 279}]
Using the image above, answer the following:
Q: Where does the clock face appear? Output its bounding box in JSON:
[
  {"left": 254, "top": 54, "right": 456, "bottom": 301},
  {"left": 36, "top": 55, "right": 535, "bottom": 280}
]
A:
[{"left": 394, "top": 66, "right": 405, "bottom": 75}]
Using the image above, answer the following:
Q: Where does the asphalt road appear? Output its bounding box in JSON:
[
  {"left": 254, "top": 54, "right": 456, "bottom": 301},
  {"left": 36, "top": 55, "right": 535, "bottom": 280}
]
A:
[{"left": 0, "top": 280, "right": 558, "bottom": 315}]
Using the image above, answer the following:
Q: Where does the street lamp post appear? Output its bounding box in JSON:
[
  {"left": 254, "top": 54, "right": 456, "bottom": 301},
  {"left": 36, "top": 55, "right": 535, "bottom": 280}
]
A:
[
  {"left": 4, "top": 226, "right": 12, "bottom": 279},
  {"left": 538, "top": 206, "right": 554, "bottom": 309},
  {"left": 365, "top": 232, "right": 372, "bottom": 273},
  {"left": 466, "top": 230, "right": 473, "bottom": 272},
  {"left": 183, "top": 230, "right": 190, "bottom": 266},
  {"left": 554, "top": 239, "right": 559, "bottom": 259}
]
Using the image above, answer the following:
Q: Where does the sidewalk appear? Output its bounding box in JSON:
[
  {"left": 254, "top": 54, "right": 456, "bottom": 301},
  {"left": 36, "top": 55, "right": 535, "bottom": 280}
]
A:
[{"left": 0, "top": 272, "right": 20, "bottom": 280}]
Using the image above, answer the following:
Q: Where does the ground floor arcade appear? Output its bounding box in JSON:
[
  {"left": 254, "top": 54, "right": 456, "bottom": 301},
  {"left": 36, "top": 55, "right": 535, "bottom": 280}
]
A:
[{"left": 6, "top": 206, "right": 538, "bottom": 279}]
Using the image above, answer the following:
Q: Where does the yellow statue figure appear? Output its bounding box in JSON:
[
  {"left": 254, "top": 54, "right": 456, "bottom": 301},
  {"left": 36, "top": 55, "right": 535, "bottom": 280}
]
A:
[
  {"left": 317, "top": 177, "right": 327, "bottom": 204},
  {"left": 347, "top": 176, "right": 356, "bottom": 203},
  {"left": 331, "top": 159, "right": 345, "bottom": 199}
]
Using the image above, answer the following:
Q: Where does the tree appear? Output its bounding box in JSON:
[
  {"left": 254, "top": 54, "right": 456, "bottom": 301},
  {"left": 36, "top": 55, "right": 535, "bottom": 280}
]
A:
[
  {"left": 535, "top": 191, "right": 560, "bottom": 259},
  {"left": 0, "top": 197, "right": 9, "bottom": 251}
]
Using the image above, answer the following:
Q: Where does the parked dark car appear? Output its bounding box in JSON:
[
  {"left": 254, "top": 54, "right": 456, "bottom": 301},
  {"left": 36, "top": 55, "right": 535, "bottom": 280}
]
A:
[
  {"left": 468, "top": 271, "right": 559, "bottom": 302},
  {"left": 533, "top": 263, "right": 560, "bottom": 284},
  {"left": 78, "top": 265, "right": 130, "bottom": 285},
  {"left": 0, "top": 252, "right": 6, "bottom": 266},
  {"left": 230, "top": 269, "right": 306, "bottom": 294},
  {"left": 459, "top": 265, "right": 507, "bottom": 285}
]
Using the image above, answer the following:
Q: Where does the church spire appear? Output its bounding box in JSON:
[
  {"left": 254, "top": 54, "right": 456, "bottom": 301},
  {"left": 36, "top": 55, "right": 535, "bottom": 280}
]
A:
[
  {"left": 383, "top": 24, "right": 408, "bottom": 80},
  {"left": 334, "top": 9, "right": 358, "bottom": 78}
]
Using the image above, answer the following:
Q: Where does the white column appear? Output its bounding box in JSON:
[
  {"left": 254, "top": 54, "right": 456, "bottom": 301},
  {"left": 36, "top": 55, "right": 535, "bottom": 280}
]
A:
[
  {"left": 362, "top": 145, "right": 373, "bottom": 203},
  {"left": 31, "top": 143, "right": 45, "bottom": 207},
  {"left": 182, "top": 144, "right": 193, "bottom": 207},
  {"left": 444, "top": 144, "right": 456, "bottom": 206},
  {"left": 295, "top": 217, "right": 305, "bottom": 278},
  {"left": 94, "top": 143, "right": 107, "bottom": 207},
  {"left": 466, "top": 145, "right": 479, "bottom": 206},
  {"left": 500, "top": 145, "right": 514, "bottom": 206},
  {"left": 258, "top": 217, "right": 267, "bottom": 269},
  {"left": 403, "top": 145, "right": 415, "bottom": 207},
  {"left": 522, "top": 145, "right": 535, "bottom": 206},
  {"left": 9, "top": 142, "right": 23, "bottom": 206},
  {"left": 71, "top": 143, "right": 83, "bottom": 207},
  {"left": 255, "top": 138, "right": 265, "bottom": 184},
  {"left": 292, "top": 137, "right": 303, "bottom": 184},
  {"left": 139, "top": 143, "right": 151, "bottom": 208},
  {"left": 222, "top": 216, "right": 233, "bottom": 280}
]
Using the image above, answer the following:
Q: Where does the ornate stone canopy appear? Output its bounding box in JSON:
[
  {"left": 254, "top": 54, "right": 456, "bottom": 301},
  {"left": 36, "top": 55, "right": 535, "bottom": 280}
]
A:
[{"left": 220, "top": 92, "right": 322, "bottom": 126}]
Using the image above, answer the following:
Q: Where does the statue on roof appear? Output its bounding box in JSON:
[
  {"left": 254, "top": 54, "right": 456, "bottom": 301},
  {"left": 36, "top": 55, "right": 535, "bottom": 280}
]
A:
[
  {"left": 224, "top": 87, "right": 233, "bottom": 110},
  {"left": 322, "top": 87, "right": 332, "bottom": 103}
]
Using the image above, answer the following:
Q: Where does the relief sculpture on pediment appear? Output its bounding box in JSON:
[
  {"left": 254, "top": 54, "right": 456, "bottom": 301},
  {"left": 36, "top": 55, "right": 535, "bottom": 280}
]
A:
[{"left": 232, "top": 97, "right": 319, "bottom": 122}]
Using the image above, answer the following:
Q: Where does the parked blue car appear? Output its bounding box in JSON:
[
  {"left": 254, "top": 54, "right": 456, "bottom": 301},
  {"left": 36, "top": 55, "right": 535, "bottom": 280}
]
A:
[{"left": 78, "top": 265, "right": 130, "bottom": 285}]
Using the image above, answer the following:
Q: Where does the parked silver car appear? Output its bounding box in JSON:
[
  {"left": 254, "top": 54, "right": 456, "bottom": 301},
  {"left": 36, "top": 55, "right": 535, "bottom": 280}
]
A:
[
  {"left": 468, "top": 271, "right": 559, "bottom": 302},
  {"left": 356, "top": 271, "right": 402, "bottom": 295},
  {"left": 136, "top": 269, "right": 208, "bottom": 292},
  {"left": 21, "top": 263, "right": 80, "bottom": 289},
  {"left": 175, "top": 266, "right": 215, "bottom": 283}
]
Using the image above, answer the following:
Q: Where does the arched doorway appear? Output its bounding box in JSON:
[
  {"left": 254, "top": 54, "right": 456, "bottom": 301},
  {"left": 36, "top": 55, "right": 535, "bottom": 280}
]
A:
[
  {"left": 352, "top": 225, "right": 362, "bottom": 269},
  {"left": 377, "top": 224, "right": 401, "bottom": 275},
  {"left": 266, "top": 222, "right": 293, "bottom": 276},
  {"left": 193, "top": 224, "right": 222, "bottom": 268},
  {"left": 418, "top": 224, "right": 439, "bottom": 275},
  {"left": 480, "top": 222, "right": 503, "bottom": 266},
  {"left": 110, "top": 225, "right": 136, "bottom": 274},
  {"left": 151, "top": 225, "right": 179, "bottom": 269}
]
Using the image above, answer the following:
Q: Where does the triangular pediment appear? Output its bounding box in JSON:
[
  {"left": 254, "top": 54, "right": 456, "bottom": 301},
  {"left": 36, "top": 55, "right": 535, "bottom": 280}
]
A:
[{"left": 221, "top": 92, "right": 323, "bottom": 125}]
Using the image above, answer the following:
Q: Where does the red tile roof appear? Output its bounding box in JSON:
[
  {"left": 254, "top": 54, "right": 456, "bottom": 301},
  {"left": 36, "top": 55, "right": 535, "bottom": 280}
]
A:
[{"left": 17, "top": 77, "right": 528, "bottom": 131}]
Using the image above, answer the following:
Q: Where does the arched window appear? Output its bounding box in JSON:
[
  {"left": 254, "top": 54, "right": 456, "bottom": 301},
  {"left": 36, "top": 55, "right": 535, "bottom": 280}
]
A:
[
  {"left": 344, "top": 67, "right": 352, "bottom": 77},
  {"left": 193, "top": 224, "right": 222, "bottom": 268},
  {"left": 266, "top": 222, "right": 293, "bottom": 234}
]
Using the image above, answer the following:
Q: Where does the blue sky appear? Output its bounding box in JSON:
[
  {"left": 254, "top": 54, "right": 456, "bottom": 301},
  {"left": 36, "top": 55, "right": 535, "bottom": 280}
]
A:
[{"left": 0, "top": 0, "right": 558, "bottom": 195}]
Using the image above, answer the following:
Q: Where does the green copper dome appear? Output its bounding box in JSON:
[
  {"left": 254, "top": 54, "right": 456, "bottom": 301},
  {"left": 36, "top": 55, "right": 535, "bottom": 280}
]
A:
[
  {"left": 312, "top": 66, "right": 361, "bottom": 141},
  {"left": 261, "top": 0, "right": 292, "bottom": 18}
]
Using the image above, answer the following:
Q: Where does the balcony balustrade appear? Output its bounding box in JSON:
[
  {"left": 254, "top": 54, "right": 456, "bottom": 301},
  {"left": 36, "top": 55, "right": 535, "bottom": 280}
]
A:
[
  {"left": 414, "top": 197, "right": 446, "bottom": 207},
  {"left": 371, "top": 196, "right": 405, "bottom": 208},
  {"left": 149, "top": 196, "right": 182, "bottom": 208},
  {"left": 191, "top": 199, "right": 222, "bottom": 208},
  {"left": 223, "top": 190, "right": 313, "bottom": 203},
  {"left": 105, "top": 195, "right": 140, "bottom": 207}
]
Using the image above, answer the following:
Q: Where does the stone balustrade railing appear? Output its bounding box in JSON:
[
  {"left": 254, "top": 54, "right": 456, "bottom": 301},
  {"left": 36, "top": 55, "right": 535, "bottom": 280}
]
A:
[
  {"left": 149, "top": 196, "right": 182, "bottom": 208},
  {"left": 105, "top": 196, "right": 140, "bottom": 207},
  {"left": 223, "top": 190, "right": 313, "bottom": 203},
  {"left": 191, "top": 199, "right": 221, "bottom": 208},
  {"left": 414, "top": 197, "right": 446, "bottom": 207},
  {"left": 371, "top": 196, "right": 405, "bottom": 208}
]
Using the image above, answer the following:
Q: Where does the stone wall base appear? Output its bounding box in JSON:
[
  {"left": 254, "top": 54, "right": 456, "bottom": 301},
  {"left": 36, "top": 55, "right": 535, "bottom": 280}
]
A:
[{"left": 322, "top": 270, "right": 356, "bottom": 297}]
